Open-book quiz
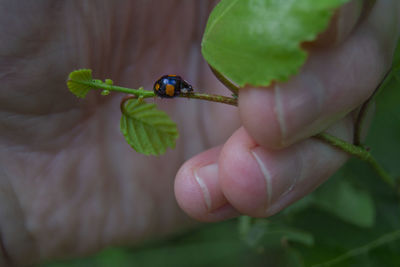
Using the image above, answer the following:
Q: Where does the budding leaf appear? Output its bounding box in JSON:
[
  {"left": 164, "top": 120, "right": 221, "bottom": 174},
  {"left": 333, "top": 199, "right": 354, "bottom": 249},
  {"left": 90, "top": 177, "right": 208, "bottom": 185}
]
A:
[
  {"left": 120, "top": 99, "right": 179, "bottom": 156},
  {"left": 202, "top": 0, "right": 349, "bottom": 87},
  {"left": 67, "top": 69, "right": 93, "bottom": 98}
]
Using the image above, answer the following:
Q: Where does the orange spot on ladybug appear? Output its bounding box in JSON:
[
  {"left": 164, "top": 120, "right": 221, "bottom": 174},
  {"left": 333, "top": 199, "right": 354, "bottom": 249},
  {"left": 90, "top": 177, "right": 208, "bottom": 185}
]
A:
[
  {"left": 155, "top": 83, "right": 160, "bottom": 91},
  {"left": 166, "top": 84, "right": 175, "bottom": 96}
]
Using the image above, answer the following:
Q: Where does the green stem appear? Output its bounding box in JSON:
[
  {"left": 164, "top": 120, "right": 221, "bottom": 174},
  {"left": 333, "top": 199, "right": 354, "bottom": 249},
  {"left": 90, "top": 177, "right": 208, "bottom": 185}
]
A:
[
  {"left": 353, "top": 96, "right": 374, "bottom": 146},
  {"left": 209, "top": 65, "right": 240, "bottom": 96},
  {"left": 79, "top": 80, "right": 155, "bottom": 97},
  {"left": 316, "top": 132, "right": 395, "bottom": 188},
  {"left": 75, "top": 79, "right": 239, "bottom": 106},
  {"left": 103, "top": 82, "right": 237, "bottom": 106},
  {"left": 354, "top": 69, "right": 392, "bottom": 145},
  {"left": 178, "top": 92, "right": 238, "bottom": 106}
]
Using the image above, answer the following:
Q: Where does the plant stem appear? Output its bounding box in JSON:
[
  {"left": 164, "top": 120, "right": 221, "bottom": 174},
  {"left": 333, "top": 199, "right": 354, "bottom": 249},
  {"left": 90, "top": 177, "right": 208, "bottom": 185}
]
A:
[
  {"left": 76, "top": 79, "right": 239, "bottom": 106},
  {"left": 354, "top": 69, "right": 392, "bottom": 145},
  {"left": 209, "top": 65, "right": 240, "bottom": 96},
  {"left": 178, "top": 92, "right": 238, "bottom": 106},
  {"left": 353, "top": 96, "right": 374, "bottom": 146},
  {"left": 119, "top": 92, "right": 238, "bottom": 113},
  {"left": 78, "top": 80, "right": 155, "bottom": 97},
  {"left": 316, "top": 132, "right": 395, "bottom": 188}
]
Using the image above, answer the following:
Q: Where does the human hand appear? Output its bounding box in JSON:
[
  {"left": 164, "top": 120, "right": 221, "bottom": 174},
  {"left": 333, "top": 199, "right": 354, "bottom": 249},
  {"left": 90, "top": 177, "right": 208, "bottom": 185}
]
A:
[{"left": 175, "top": 0, "right": 400, "bottom": 221}]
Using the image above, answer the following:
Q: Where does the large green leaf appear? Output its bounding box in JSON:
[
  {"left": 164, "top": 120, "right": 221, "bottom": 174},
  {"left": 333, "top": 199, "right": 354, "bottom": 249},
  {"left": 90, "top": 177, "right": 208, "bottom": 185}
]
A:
[
  {"left": 202, "top": 0, "right": 349, "bottom": 87},
  {"left": 120, "top": 99, "right": 179, "bottom": 156}
]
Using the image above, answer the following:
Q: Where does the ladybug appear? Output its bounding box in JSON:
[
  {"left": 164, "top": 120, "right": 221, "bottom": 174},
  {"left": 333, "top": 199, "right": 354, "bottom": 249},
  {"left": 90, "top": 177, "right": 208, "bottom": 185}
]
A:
[{"left": 153, "top": 75, "right": 193, "bottom": 98}]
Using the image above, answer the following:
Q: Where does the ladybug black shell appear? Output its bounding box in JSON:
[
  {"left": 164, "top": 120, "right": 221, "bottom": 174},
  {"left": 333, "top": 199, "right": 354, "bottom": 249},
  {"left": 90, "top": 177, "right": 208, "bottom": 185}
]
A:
[{"left": 153, "top": 75, "right": 193, "bottom": 98}]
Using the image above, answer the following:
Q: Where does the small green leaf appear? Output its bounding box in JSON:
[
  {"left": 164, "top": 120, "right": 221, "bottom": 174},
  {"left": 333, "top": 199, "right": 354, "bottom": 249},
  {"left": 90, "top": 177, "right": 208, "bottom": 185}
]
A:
[
  {"left": 314, "top": 179, "right": 376, "bottom": 228},
  {"left": 202, "top": 0, "right": 349, "bottom": 87},
  {"left": 67, "top": 69, "right": 93, "bottom": 98},
  {"left": 120, "top": 99, "right": 179, "bottom": 156}
]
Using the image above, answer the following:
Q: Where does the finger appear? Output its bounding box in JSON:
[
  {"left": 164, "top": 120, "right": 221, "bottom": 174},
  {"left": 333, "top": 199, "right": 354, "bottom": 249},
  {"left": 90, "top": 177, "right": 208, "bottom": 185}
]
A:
[
  {"left": 239, "top": 0, "right": 400, "bottom": 149},
  {"left": 175, "top": 146, "right": 239, "bottom": 222},
  {"left": 219, "top": 117, "right": 353, "bottom": 217}
]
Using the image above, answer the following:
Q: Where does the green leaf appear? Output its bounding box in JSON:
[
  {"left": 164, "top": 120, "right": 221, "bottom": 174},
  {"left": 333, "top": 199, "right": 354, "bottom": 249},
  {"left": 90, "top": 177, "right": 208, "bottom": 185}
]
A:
[
  {"left": 239, "top": 217, "right": 314, "bottom": 248},
  {"left": 120, "top": 99, "right": 179, "bottom": 156},
  {"left": 201, "top": 0, "right": 349, "bottom": 87},
  {"left": 314, "top": 178, "right": 375, "bottom": 228},
  {"left": 67, "top": 69, "right": 93, "bottom": 98},
  {"left": 282, "top": 194, "right": 315, "bottom": 216}
]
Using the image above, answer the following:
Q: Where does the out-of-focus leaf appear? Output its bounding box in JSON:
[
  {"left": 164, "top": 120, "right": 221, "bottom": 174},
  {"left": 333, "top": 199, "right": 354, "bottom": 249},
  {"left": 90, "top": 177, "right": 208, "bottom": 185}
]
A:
[
  {"left": 239, "top": 217, "right": 269, "bottom": 247},
  {"left": 313, "top": 178, "right": 375, "bottom": 228},
  {"left": 239, "top": 217, "right": 314, "bottom": 248},
  {"left": 282, "top": 194, "right": 315, "bottom": 216}
]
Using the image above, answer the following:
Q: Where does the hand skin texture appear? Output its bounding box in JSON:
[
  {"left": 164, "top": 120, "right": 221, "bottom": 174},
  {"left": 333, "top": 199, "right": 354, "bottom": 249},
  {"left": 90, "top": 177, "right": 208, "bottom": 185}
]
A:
[{"left": 0, "top": 0, "right": 398, "bottom": 265}]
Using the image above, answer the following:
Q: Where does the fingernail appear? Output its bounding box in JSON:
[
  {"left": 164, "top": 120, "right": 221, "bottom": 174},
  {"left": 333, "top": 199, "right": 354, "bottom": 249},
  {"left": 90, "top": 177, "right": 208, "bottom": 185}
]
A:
[
  {"left": 251, "top": 147, "right": 301, "bottom": 214},
  {"left": 276, "top": 72, "right": 325, "bottom": 146},
  {"left": 194, "top": 164, "right": 226, "bottom": 212}
]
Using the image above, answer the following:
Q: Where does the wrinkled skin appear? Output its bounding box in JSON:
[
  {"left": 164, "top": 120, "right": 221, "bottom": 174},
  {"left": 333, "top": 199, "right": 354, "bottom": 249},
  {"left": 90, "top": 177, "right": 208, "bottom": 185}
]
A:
[{"left": 0, "top": 0, "right": 398, "bottom": 265}]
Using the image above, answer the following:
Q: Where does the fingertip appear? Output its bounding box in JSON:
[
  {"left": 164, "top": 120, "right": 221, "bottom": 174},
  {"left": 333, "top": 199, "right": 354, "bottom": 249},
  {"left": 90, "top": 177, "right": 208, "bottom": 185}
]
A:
[
  {"left": 219, "top": 118, "right": 352, "bottom": 218},
  {"left": 239, "top": 86, "right": 284, "bottom": 149},
  {"left": 175, "top": 162, "right": 208, "bottom": 221},
  {"left": 219, "top": 128, "right": 270, "bottom": 217},
  {"left": 174, "top": 146, "right": 239, "bottom": 222}
]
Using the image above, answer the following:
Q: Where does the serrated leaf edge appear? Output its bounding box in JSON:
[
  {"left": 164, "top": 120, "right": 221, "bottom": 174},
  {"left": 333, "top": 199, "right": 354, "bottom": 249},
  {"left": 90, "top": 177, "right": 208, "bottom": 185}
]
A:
[{"left": 120, "top": 99, "right": 178, "bottom": 156}]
